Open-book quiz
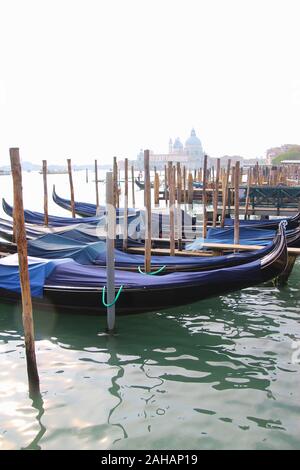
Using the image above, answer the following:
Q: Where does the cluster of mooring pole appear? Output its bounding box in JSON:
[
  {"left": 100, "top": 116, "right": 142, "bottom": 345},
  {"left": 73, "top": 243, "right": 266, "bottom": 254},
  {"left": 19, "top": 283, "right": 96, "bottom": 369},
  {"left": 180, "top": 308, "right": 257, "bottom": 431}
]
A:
[{"left": 10, "top": 148, "right": 40, "bottom": 396}]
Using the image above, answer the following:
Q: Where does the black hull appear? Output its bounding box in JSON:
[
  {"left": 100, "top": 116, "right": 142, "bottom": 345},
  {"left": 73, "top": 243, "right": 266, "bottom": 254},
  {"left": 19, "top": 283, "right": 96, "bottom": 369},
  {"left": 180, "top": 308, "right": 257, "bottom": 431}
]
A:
[
  {"left": 0, "top": 224, "right": 287, "bottom": 315},
  {"left": 135, "top": 179, "right": 154, "bottom": 190}
]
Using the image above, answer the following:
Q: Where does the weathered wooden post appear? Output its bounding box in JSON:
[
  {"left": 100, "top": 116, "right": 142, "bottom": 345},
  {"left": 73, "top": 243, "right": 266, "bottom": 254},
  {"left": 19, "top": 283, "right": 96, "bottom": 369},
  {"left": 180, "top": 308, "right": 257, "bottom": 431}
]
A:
[
  {"left": 234, "top": 161, "right": 240, "bottom": 245},
  {"left": 105, "top": 171, "right": 116, "bottom": 332},
  {"left": 154, "top": 169, "right": 160, "bottom": 207},
  {"left": 213, "top": 158, "right": 220, "bottom": 227},
  {"left": 10, "top": 148, "right": 40, "bottom": 395},
  {"left": 113, "top": 157, "right": 119, "bottom": 208},
  {"left": 244, "top": 167, "right": 251, "bottom": 220},
  {"left": 169, "top": 163, "right": 175, "bottom": 255},
  {"left": 221, "top": 159, "right": 231, "bottom": 227},
  {"left": 123, "top": 158, "right": 129, "bottom": 251},
  {"left": 202, "top": 155, "right": 208, "bottom": 238},
  {"left": 144, "top": 150, "right": 152, "bottom": 272},
  {"left": 95, "top": 159, "right": 100, "bottom": 214},
  {"left": 131, "top": 165, "right": 135, "bottom": 208},
  {"left": 67, "top": 158, "right": 75, "bottom": 218},
  {"left": 188, "top": 172, "right": 193, "bottom": 204},
  {"left": 183, "top": 165, "right": 187, "bottom": 205},
  {"left": 163, "top": 164, "right": 167, "bottom": 206},
  {"left": 86, "top": 167, "right": 89, "bottom": 183},
  {"left": 42, "top": 160, "right": 48, "bottom": 226}
]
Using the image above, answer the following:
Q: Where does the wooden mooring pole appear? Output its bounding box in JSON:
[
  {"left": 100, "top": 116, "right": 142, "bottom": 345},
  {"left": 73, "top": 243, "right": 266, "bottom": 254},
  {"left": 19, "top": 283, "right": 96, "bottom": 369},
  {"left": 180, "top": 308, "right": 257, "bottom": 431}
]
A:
[
  {"left": 244, "top": 167, "right": 251, "bottom": 220},
  {"left": 67, "top": 158, "right": 75, "bottom": 218},
  {"left": 95, "top": 159, "right": 100, "bottom": 215},
  {"left": 113, "top": 157, "right": 119, "bottom": 208},
  {"left": 10, "top": 148, "right": 40, "bottom": 395},
  {"left": 123, "top": 158, "right": 129, "bottom": 251},
  {"left": 169, "top": 163, "right": 175, "bottom": 256},
  {"left": 221, "top": 159, "right": 231, "bottom": 227},
  {"left": 202, "top": 154, "right": 208, "bottom": 238},
  {"left": 131, "top": 165, "right": 135, "bottom": 208},
  {"left": 144, "top": 150, "right": 152, "bottom": 272},
  {"left": 176, "top": 163, "right": 182, "bottom": 250},
  {"left": 42, "top": 160, "right": 48, "bottom": 226},
  {"left": 213, "top": 158, "right": 220, "bottom": 227},
  {"left": 106, "top": 172, "right": 116, "bottom": 332},
  {"left": 234, "top": 161, "right": 240, "bottom": 245}
]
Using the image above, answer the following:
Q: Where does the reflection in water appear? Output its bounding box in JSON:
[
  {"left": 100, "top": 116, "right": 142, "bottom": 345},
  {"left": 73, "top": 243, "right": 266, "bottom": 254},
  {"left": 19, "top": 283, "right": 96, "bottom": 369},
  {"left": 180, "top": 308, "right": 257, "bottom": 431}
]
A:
[{"left": 0, "top": 261, "right": 300, "bottom": 449}]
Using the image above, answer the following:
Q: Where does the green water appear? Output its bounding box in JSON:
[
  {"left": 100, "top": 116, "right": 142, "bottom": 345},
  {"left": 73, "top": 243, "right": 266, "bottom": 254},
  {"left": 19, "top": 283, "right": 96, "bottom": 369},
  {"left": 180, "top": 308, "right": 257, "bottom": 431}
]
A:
[{"left": 1, "top": 261, "right": 300, "bottom": 450}]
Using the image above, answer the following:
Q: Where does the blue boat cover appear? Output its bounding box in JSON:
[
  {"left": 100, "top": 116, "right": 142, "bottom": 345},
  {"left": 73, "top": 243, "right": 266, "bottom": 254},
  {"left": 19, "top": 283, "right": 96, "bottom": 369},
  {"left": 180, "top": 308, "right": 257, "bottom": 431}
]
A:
[
  {"left": 0, "top": 254, "right": 67, "bottom": 297},
  {"left": 0, "top": 253, "right": 264, "bottom": 297},
  {"left": 53, "top": 189, "right": 136, "bottom": 217},
  {"left": 25, "top": 233, "right": 273, "bottom": 268},
  {"left": 224, "top": 217, "right": 284, "bottom": 227},
  {"left": 2, "top": 199, "right": 139, "bottom": 227},
  {"left": 46, "top": 258, "right": 263, "bottom": 290}
]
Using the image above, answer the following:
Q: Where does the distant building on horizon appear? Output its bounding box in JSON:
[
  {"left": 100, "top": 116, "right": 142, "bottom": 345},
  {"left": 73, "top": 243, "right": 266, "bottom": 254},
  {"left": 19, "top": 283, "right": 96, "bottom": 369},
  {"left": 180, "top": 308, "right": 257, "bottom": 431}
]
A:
[
  {"left": 136, "top": 128, "right": 204, "bottom": 170},
  {"left": 266, "top": 144, "right": 299, "bottom": 164}
]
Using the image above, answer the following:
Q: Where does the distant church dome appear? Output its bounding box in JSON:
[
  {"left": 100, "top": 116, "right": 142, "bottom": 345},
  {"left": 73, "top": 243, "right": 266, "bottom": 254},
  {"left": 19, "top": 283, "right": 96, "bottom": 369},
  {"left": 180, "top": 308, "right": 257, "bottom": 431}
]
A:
[
  {"left": 173, "top": 137, "right": 183, "bottom": 152},
  {"left": 185, "top": 128, "right": 202, "bottom": 147}
]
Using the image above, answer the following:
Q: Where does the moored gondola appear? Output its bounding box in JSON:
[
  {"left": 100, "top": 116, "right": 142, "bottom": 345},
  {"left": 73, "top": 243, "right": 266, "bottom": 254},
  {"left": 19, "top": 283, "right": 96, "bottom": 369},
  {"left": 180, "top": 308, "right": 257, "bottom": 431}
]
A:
[
  {"left": 2, "top": 198, "right": 139, "bottom": 227},
  {"left": 135, "top": 178, "right": 154, "bottom": 190},
  {"left": 52, "top": 187, "right": 137, "bottom": 217},
  {"left": 224, "top": 212, "right": 300, "bottom": 230},
  {"left": 0, "top": 222, "right": 288, "bottom": 314},
  {"left": 0, "top": 230, "right": 279, "bottom": 272}
]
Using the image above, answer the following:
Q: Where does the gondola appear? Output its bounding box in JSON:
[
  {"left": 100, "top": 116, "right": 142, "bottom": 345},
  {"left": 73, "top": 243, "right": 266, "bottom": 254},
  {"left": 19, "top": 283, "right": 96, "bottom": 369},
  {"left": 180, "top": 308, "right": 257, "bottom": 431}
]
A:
[
  {"left": 0, "top": 230, "right": 280, "bottom": 273},
  {"left": 224, "top": 212, "right": 300, "bottom": 230},
  {"left": 2, "top": 198, "right": 139, "bottom": 227},
  {"left": 52, "top": 187, "right": 136, "bottom": 218},
  {"left": 0, "top": 222, "right": 288, "bottom": 314},
  {"left": 186, "top": 223, "right": 300, "bottom": 249},
  {"left": 135, "top": 178, "right": 154, "bottom": 190}
]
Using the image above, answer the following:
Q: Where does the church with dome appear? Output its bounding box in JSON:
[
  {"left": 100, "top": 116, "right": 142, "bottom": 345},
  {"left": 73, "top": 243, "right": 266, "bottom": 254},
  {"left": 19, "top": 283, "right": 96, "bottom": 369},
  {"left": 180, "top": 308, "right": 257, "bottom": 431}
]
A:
[{"left": 137, "top": 129, "right": 204, "bottom": 170}]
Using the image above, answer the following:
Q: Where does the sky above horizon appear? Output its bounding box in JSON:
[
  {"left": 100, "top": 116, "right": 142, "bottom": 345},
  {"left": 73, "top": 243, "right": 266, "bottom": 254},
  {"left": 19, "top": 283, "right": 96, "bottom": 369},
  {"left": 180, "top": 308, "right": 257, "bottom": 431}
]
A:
[{"left": 0, "top": 0, "right": 299, "bottom": 165}]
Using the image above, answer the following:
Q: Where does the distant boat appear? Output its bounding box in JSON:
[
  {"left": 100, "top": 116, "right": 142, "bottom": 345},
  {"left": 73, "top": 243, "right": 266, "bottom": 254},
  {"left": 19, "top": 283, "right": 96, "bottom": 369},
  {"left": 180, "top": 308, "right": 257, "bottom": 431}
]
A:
[
  {"left": 0, "top": 169, "right": 11, "bottom": 176},
  {"left": 39, "top": 169, "right": 68, "bottom": 175},
  {"left": 135, "top": 178, "right": 154, "bottom": 189}
]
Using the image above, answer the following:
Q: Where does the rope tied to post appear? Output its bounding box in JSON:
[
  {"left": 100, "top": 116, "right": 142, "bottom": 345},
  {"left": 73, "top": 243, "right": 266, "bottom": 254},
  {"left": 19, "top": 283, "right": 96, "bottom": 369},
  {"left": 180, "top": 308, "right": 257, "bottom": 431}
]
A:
[
  {"left": 102, "top": 285, "right": 123, "bottom": 308},
  {"left": 137, "top": 265, "right": 166, "bottom": 275}
]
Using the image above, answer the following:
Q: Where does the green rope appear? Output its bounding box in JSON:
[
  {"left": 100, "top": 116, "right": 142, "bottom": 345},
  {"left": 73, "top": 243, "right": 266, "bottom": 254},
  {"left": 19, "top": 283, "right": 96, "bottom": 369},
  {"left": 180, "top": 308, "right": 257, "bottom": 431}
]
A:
[
  {"left": 137, "top": 265, "right": 166, "bottom": 275},
  {"left": 102, "top": 285, "right": 123, "bottom": 307}
]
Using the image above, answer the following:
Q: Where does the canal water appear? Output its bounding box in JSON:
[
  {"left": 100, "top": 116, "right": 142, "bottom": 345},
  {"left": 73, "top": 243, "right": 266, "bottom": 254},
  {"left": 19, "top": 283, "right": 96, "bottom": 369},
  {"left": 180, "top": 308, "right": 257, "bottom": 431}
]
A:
[{"left": 0, "top": 170, "right": 299, "bottom": 449}]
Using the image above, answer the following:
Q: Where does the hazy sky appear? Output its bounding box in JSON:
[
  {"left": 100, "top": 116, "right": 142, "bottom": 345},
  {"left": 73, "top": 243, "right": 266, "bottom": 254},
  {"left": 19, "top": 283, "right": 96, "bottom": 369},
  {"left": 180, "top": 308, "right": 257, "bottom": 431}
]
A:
[{"left": 0, "top": 0, "right": 299, "bottom": 165}]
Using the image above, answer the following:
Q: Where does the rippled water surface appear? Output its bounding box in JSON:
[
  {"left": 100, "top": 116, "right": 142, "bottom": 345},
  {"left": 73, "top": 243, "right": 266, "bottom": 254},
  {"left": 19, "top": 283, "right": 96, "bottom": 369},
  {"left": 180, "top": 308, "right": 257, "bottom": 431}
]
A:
[{"left": 0, "top": 171, "right": 300, "bottom": 449}]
